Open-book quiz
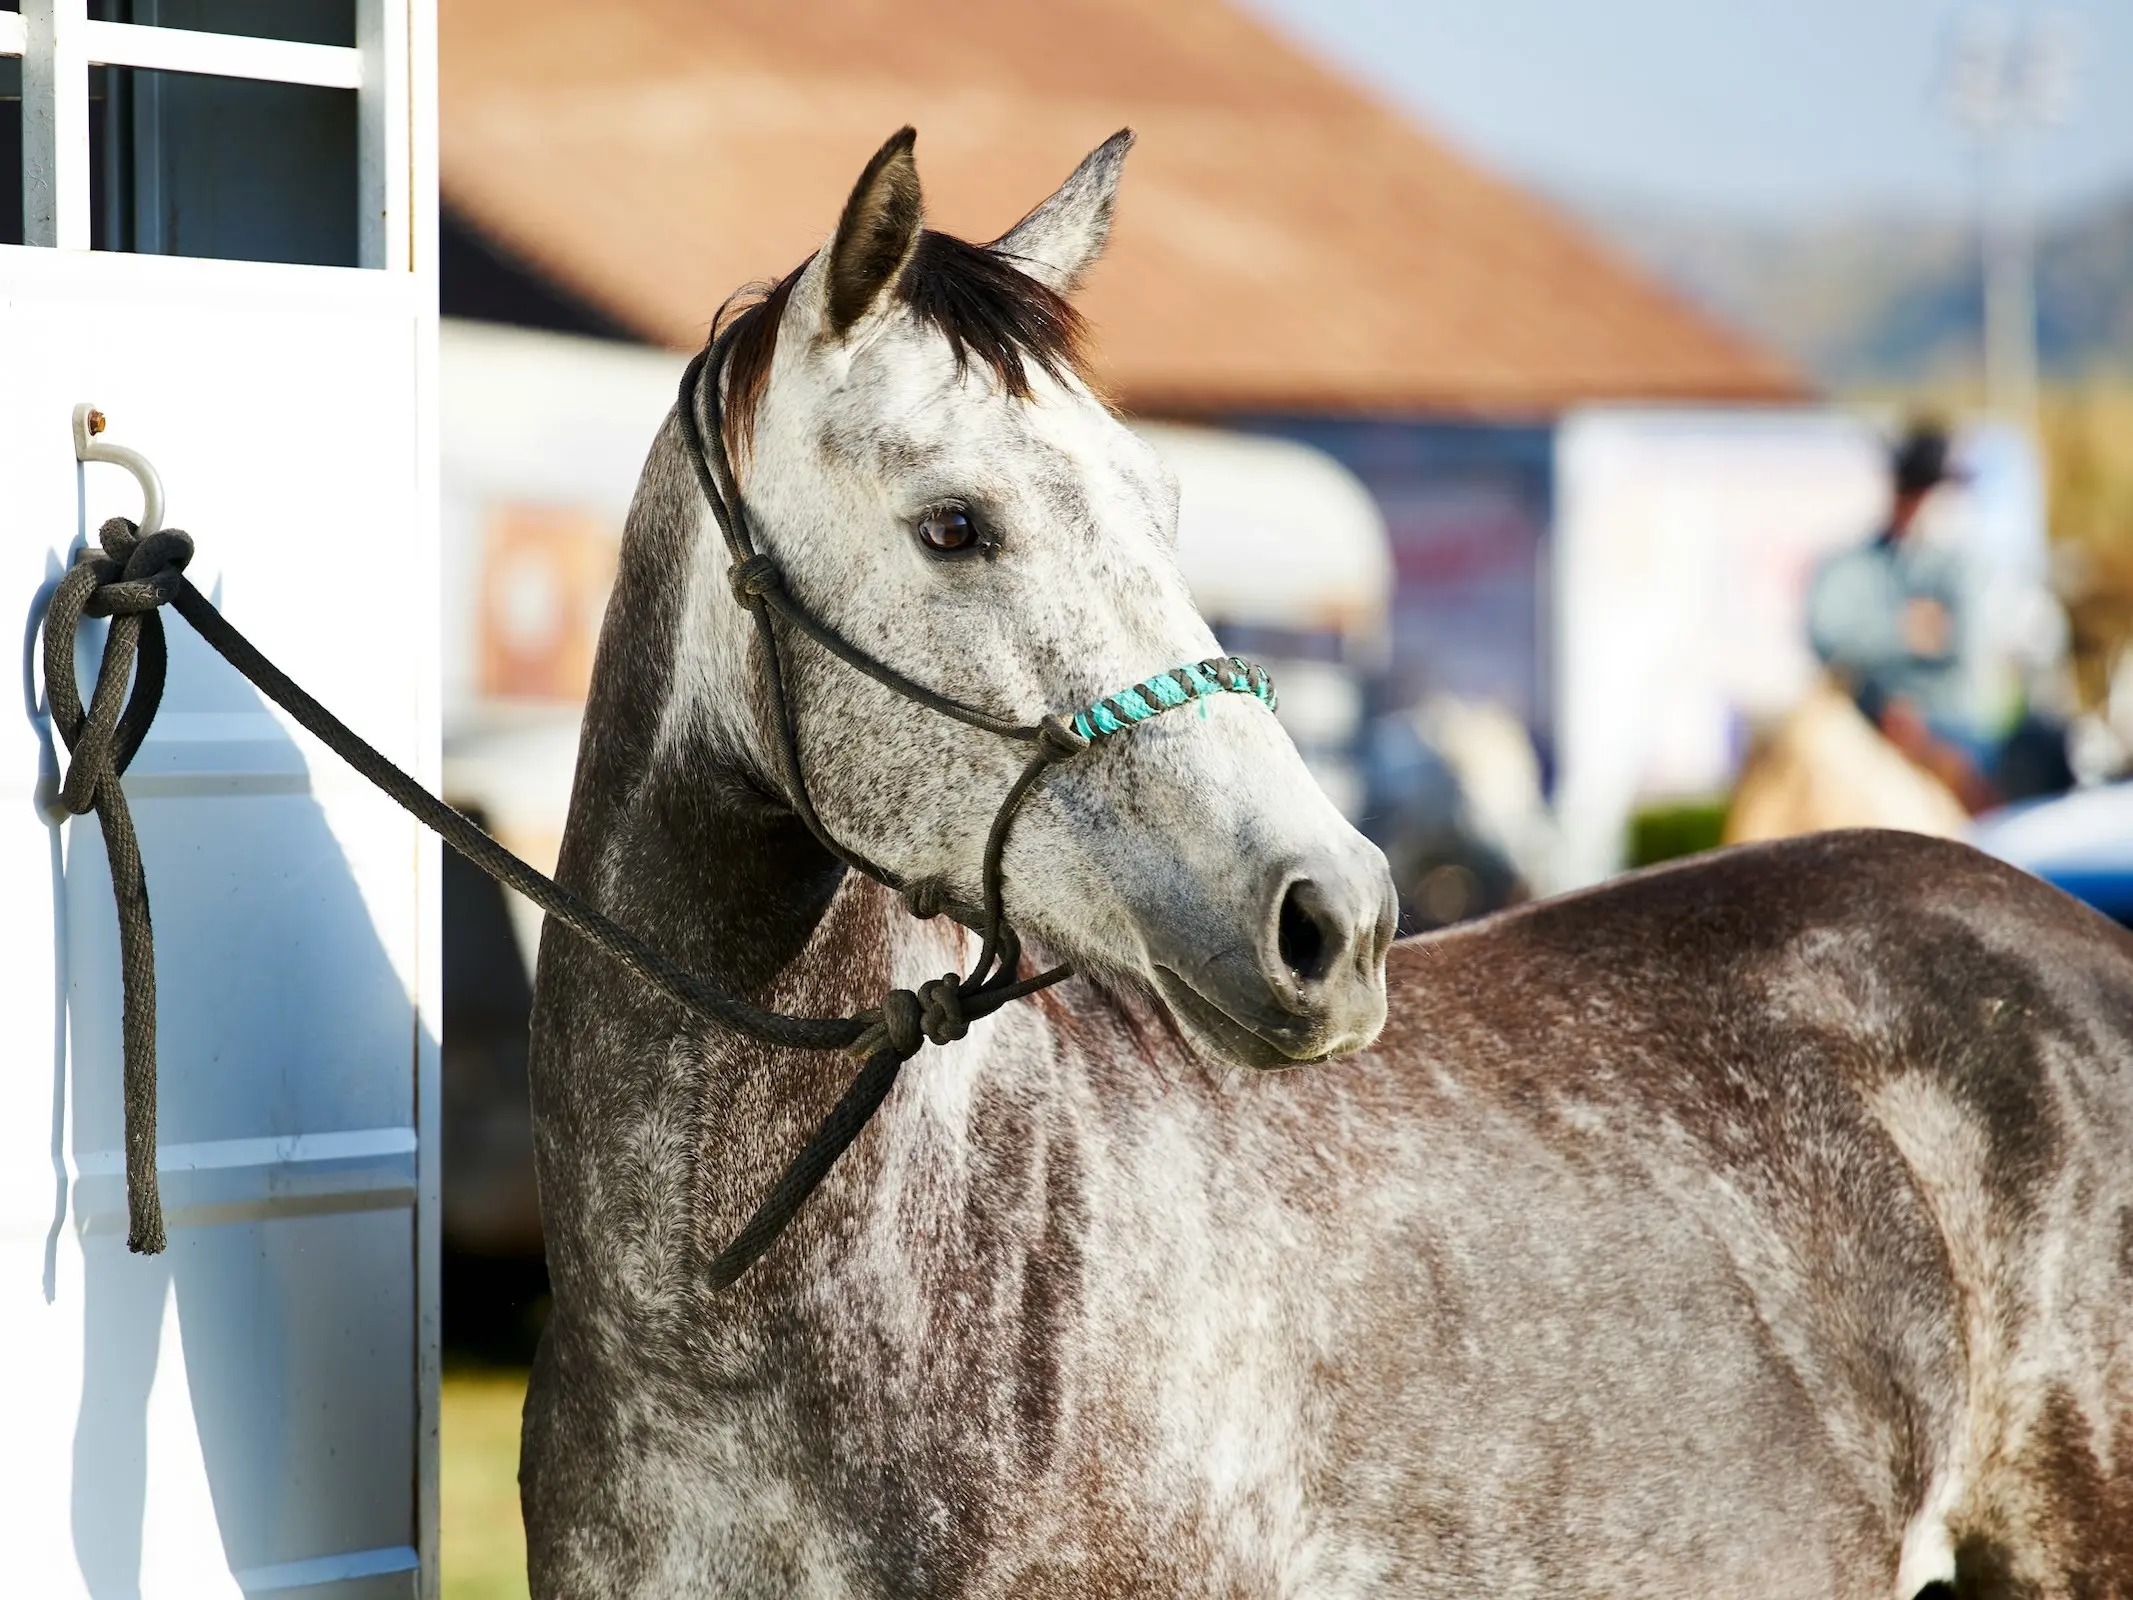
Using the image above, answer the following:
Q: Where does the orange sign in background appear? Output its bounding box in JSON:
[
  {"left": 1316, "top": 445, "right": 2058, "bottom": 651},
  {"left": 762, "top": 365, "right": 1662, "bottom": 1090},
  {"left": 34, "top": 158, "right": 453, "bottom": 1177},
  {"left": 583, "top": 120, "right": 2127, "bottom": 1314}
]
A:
[{"left": 478, "top": 504, "right": 619, "bottom": 702}]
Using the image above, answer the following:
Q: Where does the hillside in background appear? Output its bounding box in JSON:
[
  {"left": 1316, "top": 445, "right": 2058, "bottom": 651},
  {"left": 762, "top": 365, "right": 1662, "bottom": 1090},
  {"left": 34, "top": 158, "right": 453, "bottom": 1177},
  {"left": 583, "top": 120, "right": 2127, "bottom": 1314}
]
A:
[{"left": 1564, "top": 185, "right": 2133, "bottom": 391}]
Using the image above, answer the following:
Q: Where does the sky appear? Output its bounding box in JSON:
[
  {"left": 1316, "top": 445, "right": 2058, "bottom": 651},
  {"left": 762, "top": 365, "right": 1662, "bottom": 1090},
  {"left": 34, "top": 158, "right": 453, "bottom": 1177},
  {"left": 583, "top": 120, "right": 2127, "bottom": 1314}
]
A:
[{"left": 1240, "top": 0, "right": 2133, "bottom": 222}]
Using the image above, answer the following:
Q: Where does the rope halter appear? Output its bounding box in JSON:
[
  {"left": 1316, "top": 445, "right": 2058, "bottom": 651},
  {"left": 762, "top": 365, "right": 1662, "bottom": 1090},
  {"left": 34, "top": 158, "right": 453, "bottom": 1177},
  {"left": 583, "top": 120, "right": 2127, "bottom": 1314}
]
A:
[{"left": 674, "top": 333, "right": 1279, "bottom": 1286}]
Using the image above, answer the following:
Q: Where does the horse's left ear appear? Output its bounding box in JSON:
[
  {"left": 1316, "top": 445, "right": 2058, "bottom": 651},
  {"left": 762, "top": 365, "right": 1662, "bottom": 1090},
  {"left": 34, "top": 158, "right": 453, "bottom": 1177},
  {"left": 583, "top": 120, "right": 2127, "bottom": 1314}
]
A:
[{"left": 991, "top": 129, "right": 1134, "bottom": 295}]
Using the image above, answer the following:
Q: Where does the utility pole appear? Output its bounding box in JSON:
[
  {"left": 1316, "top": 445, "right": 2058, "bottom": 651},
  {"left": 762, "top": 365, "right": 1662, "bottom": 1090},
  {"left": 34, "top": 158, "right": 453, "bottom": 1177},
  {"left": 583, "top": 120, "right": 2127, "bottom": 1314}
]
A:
[{"left": 1938, "top": 11, "right": 2079, "bottom": 437}]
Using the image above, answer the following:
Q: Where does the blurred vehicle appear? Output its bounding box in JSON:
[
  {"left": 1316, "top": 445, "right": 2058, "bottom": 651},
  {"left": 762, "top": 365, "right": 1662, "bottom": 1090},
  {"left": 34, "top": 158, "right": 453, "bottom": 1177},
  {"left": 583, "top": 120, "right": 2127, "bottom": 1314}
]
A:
[
  {"left": 1360, "top": 696, "right": 1535, "bottom": 930},
  {"left": 1969, "top": 783, "right": 2133, "bottom": 931},
  {"left": 436, "top": 324, "right": 668, "bottom": 1264},
  {"left": 1134, "top": 422, "right": 1395, "bottom": 819}
]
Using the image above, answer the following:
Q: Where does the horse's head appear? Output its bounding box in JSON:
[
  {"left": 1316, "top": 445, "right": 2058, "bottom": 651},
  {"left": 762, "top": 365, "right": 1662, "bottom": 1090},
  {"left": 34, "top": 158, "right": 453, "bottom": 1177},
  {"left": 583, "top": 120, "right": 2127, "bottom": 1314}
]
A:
[{"left": 693, "top": 128, "right": 1394, "bottom": 1069}]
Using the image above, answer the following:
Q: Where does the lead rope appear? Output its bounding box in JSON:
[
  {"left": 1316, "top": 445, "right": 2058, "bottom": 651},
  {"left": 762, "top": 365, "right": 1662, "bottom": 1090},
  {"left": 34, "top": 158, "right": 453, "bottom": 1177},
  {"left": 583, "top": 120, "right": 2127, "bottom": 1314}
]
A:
[{"left": 42, "top": 342, "right": 1275, "bottom": 1285}]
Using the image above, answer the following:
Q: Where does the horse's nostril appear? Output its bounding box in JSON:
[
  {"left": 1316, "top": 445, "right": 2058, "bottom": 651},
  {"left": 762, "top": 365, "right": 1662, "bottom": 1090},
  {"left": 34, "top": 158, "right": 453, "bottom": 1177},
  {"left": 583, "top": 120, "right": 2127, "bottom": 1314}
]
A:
[{"left": 1277, "top": 880, "right": 1335, "bottom": 984}]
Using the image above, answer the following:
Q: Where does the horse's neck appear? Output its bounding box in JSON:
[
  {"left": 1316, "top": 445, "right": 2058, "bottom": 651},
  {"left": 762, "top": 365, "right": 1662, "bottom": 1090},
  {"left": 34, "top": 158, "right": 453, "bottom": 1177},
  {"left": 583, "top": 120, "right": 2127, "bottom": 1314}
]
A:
[
  {"left": 561, "top": 423, "right": 847, "bottom": 997},
  {"left": 553, "top": 425, "right": 1044, "bottom": 1298},
  {"left": 593, "top": 736, "right": 1033, "bottom": 1306}
]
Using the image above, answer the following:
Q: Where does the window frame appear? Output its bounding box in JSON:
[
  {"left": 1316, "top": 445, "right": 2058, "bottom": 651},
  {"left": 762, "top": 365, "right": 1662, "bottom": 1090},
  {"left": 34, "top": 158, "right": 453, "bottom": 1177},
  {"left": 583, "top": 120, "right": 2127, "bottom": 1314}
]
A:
[{"left": 2, "top": 0, "right": 411, "bottom": 268}]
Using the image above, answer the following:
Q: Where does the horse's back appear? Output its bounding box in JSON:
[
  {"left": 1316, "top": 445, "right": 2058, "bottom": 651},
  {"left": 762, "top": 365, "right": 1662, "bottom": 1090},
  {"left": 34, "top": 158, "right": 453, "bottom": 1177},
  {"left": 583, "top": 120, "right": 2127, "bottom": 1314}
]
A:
[{"left": 1368, "top": 829, "right": 2133, "bottom": 1594}]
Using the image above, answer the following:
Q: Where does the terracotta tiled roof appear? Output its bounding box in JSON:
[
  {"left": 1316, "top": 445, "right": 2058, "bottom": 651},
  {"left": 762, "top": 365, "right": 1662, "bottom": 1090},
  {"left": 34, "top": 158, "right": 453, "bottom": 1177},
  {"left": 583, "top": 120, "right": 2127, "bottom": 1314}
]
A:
[{"left": 440, "top": 0, "right": 1806, "bottom": 416}]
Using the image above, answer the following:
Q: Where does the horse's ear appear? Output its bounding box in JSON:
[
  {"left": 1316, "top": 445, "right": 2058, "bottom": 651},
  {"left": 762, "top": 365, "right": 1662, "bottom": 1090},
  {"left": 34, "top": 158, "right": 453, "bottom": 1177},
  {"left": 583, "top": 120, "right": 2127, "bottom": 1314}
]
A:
[
  {"left": 822, "top": 126, "right": 925, "bottom": 337},
  {"left": 991, "top": 129, "right": 1134, "bottom": 295}
]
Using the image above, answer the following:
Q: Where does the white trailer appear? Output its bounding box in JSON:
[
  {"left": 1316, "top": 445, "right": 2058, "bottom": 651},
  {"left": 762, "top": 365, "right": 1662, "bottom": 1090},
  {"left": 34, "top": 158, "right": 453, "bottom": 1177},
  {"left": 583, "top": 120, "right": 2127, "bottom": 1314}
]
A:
[{"left": 3, "top": 5, "right": 439, "bottom": 1595}]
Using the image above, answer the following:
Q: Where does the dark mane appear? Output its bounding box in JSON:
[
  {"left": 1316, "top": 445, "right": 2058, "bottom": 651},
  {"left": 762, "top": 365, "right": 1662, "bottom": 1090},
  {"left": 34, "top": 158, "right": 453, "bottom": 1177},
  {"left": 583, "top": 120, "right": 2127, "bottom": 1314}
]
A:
[{"left": 713, "top": 229, "right": 1088, "bottom": 459}]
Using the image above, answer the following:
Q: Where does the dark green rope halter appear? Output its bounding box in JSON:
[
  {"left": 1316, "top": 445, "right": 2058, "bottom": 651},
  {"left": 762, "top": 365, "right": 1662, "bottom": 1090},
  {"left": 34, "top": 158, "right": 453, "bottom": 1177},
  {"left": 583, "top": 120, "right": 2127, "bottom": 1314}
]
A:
[{"left": 41, "top": 327, "right": 1277, "bottom": 1287}]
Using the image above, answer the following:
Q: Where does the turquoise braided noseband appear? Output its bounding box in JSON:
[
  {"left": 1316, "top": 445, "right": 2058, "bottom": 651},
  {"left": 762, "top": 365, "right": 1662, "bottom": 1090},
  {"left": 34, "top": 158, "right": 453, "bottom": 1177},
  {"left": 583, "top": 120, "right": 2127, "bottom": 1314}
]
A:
[{"left": 1069, "top": 655, "right": 1278, "bottom": 743}]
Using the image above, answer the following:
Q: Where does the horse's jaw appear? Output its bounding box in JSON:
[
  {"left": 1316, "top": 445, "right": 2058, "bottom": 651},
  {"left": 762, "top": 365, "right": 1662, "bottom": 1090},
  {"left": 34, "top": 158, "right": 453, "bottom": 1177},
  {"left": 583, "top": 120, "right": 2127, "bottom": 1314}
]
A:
[{"left": 1151, "top": 961, "right": 1388, "bottom": 1072}]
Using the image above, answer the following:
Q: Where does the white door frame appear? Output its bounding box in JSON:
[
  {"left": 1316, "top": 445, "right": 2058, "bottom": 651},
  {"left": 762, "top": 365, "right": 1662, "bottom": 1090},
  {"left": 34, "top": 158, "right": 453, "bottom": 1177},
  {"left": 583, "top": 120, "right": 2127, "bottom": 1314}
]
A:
[{"left": 3, "top": 5, "right": 440, "bottom": 1596}]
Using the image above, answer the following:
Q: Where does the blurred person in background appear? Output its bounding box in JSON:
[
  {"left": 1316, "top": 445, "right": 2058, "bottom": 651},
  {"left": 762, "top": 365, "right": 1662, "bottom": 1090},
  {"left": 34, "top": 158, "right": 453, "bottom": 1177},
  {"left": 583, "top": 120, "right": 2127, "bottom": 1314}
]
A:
[{"left": 1807, "top": 420, "right": 2071, "bottom": 814}]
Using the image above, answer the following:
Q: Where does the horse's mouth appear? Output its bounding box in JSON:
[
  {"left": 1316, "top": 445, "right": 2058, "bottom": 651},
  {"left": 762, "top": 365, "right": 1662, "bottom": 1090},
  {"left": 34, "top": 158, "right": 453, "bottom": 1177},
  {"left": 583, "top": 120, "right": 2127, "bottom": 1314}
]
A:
[{"left": 1152, "top": 965, "right": 1337, "bottom": 1072}]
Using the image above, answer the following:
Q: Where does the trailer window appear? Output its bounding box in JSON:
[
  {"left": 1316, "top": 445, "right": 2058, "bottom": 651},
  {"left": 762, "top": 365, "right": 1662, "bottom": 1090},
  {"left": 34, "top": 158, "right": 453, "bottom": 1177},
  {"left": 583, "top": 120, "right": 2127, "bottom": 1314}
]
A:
[
  {"left": 1, "top": 53, "right": 19, "bottom": 246},
  {"left": 7, "top": 0, "right": 404, "bottom": 268},
  {"left": 90, "top": 66, "right": 357, "bottom": 263}
]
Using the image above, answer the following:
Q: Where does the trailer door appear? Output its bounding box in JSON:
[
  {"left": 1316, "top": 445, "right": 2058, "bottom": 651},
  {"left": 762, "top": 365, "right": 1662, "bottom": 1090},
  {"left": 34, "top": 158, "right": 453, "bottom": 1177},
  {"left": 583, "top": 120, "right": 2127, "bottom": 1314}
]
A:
[{"left": 1, "top": 4, "right": 438, "bottom": 1595}]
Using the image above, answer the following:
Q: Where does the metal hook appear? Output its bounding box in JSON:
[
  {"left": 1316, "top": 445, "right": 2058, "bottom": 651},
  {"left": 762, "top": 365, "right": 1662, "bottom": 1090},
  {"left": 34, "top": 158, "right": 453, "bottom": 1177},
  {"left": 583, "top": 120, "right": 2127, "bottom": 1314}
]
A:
[{"left": 72, "top": 404, "right": 165, "bottom": 538}]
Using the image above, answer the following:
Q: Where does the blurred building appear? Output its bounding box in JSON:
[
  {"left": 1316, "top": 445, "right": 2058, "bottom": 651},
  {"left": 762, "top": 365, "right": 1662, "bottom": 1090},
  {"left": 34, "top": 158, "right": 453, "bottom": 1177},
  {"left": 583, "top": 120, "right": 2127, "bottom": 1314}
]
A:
[{"left": 437, "top": 0, "right": 1805, "bottom": 767}]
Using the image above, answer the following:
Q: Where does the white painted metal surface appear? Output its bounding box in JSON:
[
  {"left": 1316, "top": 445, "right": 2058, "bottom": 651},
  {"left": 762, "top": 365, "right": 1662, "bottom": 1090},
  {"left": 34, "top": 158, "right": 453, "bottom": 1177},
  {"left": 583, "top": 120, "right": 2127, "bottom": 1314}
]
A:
[
  {"left": 1, "top": 7, "right": 440, "bottom": 1597},
  {"left": 79, "top": 20, "right": 363, "bottom": 88}
]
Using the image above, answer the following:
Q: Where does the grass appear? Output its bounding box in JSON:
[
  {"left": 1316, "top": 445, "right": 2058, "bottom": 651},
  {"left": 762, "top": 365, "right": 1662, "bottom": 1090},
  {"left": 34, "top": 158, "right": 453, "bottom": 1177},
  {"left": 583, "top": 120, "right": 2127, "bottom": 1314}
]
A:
[
  {"left": 1626, "top": 798, "right": 1730, "bottom": 868},
  {"left": 442, "top": 1368, "right": 532, "bottom": 1600},
  {"left": 2040, "top": 383, "right": 2133, "bottom": 706}
]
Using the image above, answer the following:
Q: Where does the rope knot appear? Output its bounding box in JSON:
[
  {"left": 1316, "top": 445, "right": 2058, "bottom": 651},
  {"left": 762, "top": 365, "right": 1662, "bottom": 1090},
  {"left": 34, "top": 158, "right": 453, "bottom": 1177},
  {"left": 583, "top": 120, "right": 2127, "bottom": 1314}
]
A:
[
  {"left": 901, "top": 878, "right": 948, "bottom": 921},
  {"left": 84, "top": 518, "right": 194, "bottom": 617},
  {"left": 38, "top": 516, "right": 195, "bottom": 1254},
  {"left": 1035, "top": 713, "right": 1090, "bottom": 762},
  {"left": 917, "top": 975, "right": 970, "bottom": 1045},
  {"left": 879, "top": 988, "right": 924, "bottom": 1057},
  {"left": 44, "top": 518, "right": 196, "bottom": 822},
  {"left": 877, "top": 974, "right": 972, "bottom": 1056},
  {"left": 727, "top": 553, "right": 784, "bottom": 606}
]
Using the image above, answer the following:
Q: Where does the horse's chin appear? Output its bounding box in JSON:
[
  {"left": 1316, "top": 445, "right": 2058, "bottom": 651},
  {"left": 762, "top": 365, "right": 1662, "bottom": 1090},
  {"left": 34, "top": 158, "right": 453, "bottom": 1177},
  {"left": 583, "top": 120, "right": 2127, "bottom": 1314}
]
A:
[{"left": 1151, "top": 966, "right": 1341, "bottom": 1073}]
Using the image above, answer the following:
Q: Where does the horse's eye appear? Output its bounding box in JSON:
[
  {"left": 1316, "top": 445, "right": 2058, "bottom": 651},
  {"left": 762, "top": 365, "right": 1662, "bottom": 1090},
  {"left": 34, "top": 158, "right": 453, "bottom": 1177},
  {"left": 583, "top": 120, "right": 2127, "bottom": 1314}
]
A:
[{"left": 916, "top": 507, "right": 979, "bottom": 553}]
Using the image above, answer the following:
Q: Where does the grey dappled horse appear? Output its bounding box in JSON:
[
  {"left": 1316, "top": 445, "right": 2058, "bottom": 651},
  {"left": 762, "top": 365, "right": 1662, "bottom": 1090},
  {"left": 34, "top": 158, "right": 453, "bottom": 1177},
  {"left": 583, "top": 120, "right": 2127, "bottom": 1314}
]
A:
[{"left": 521, "top": 130, "right": 2133, "bottom": 1597}]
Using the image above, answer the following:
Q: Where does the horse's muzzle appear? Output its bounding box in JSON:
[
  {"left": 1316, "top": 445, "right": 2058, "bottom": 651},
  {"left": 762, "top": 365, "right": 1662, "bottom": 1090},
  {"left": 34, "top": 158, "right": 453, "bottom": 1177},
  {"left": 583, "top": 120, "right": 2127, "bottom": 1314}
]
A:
[{"left": 1152, "top": 845, "right": 1396, "bottom": 1070}]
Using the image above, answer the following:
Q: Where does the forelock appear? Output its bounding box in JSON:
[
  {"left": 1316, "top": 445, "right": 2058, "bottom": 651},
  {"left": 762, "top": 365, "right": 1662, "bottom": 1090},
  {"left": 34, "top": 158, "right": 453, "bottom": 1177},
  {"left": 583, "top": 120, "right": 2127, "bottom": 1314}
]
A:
[{"left": 715, "top": 230, "right": 1091, "bottom": 462}]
